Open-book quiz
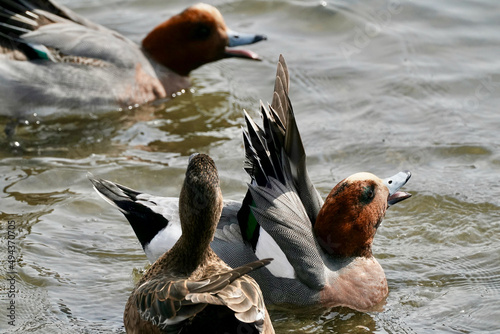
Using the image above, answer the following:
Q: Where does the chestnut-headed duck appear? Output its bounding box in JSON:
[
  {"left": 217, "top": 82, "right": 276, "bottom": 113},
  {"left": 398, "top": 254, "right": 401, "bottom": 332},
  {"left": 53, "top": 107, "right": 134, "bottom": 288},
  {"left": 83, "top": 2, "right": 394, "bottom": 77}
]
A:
[
  {"left": 0, "top": 0, "right": 266, "bottom": 116},
  {"left": 90, "top": 55, "right": 412, "bottom": 311},
  {"left": 122, "top": 153, "right": 274, "bottom": 334}
]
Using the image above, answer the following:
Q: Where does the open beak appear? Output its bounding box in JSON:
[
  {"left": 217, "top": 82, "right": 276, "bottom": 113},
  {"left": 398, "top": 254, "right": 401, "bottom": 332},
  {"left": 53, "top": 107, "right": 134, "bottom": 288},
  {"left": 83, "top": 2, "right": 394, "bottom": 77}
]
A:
[
  {"left": 383, "top": 170, "right": 412, "bottom": 207},
  {"left": 225, "top": 29, "right": 267, "bottom": 60}
]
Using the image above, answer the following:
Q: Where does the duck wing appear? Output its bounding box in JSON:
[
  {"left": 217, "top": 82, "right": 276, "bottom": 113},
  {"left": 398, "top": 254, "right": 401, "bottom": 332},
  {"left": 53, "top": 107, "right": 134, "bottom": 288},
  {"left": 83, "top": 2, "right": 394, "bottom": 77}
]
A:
[
  {"left": 237, "top": 55, "right": 326, "bottom": 289},
  {"left": 238, "top": 55, "right": 323, "bottom": 244},
  {"left": 248, "top": 168, "right": 325, "bottom": 289},
  {"left": 132, "top": 259, "right": 272, "bottom": 333},
  {"left": 0, "top": 0, "right": 148, "bottom": 69}
]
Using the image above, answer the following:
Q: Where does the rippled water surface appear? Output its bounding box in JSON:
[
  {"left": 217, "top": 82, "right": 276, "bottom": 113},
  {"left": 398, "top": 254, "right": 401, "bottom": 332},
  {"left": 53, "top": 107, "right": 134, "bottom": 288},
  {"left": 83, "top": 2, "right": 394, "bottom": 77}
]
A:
[{"left": 1, "top": 0, "right": 500, "bottom": 333}]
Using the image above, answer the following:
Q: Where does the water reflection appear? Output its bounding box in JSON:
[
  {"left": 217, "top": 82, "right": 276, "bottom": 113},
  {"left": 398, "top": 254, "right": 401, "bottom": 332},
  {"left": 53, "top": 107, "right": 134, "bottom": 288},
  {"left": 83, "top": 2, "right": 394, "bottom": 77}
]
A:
[{"left": 1, "top": 0, "right": 500, "bottom": 333}]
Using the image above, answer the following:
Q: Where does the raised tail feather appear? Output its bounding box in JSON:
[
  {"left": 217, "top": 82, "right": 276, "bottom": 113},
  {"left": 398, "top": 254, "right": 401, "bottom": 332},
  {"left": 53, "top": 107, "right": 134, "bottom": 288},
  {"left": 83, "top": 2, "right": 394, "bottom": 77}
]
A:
[{"left": 88, "top": 173, "right": 170, "bottom": 249}]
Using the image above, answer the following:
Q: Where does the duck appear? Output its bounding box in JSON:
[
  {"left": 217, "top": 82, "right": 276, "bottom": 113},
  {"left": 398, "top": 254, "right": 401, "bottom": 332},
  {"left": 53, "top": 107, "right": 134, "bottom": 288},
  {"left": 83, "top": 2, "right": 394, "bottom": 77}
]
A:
[
  {"left": 90, "top": 55, "right": 412, "bottom": 311},
  {"left": 0, "top": 0, "right": 266, "bottom": 116},
  {"left": 123, "top": 153, "right": 274, "bottom": 334}
]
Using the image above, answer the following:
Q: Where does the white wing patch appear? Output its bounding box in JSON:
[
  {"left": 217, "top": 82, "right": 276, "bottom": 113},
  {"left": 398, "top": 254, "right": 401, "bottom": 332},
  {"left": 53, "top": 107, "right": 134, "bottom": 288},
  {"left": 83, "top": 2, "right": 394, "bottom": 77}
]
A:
[
  {"left": 255, "top": 228, "right": 296, "bottom": 279},
  {"left": 140, "top": 197, "right": 182, "bottom": 263},
  {"left": 145, "top": 221, "right": 182, "bottom": 263}
]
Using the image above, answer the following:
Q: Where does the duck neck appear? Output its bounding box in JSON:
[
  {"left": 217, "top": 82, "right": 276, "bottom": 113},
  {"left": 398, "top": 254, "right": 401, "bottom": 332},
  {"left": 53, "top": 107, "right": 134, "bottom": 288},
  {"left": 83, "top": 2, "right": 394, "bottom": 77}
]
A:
[
  {"left": 143, "top": 50, "right": 191, "bottom": 97},
  {"left": 166, "top": 186, "right": 221, "bottom": 275},
  {"left": 169, "top": 232, "right": 214, "bottom": 275},
  {"left": 314, "top": 214, "right": 374, "bottom": 259}
]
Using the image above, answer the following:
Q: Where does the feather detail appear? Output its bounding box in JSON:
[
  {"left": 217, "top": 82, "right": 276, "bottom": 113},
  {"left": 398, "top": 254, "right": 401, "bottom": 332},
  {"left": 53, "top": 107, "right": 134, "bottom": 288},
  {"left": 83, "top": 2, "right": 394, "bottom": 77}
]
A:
[
  {"left": 88, "top": 173, "right": 173, "bottom": 253},
  {"left": 249, "top": 177, "right": 325, "bottom": 290},
  {"left": 1, "top": 0, "right": 149, "bottom": 68},
  {"left": 238, "top": 55, "right": 324, "bottom": 247},
  {"left": 133, "top": 259, "right": 272, "bottom": 331}
]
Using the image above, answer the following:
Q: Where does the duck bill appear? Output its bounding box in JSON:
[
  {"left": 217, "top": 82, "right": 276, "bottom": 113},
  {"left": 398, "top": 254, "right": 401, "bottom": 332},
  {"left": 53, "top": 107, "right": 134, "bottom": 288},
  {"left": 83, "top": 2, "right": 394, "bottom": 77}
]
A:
[
  {"left": 224, "top": 29, "right": 267, "bottom": 60},
  {"left": 383, "top": 170, "right": 412, "bottom": 207}
]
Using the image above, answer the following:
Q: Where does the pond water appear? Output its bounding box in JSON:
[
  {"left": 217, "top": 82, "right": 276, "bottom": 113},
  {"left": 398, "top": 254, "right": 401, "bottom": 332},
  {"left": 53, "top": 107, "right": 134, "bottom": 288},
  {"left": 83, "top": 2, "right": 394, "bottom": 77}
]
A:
[{"left": 1, "top": 0, "right": 500, "bottom": 333}]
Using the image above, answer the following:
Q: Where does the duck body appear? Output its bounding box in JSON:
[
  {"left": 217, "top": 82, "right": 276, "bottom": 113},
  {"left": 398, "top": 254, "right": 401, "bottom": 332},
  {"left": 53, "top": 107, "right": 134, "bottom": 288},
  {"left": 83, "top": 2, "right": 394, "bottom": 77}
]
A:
[
  {"left": 0, "top": 1, "right": 265, "bottom": 116},
  {"left": 91, "top": 180, "right": 399, "bottom": 310},
  {"left": 91, "top": 56, "right": 412, "bottom": 311},
  {"left": 122, "top": 153, "right": 274, "bottom": 334}
]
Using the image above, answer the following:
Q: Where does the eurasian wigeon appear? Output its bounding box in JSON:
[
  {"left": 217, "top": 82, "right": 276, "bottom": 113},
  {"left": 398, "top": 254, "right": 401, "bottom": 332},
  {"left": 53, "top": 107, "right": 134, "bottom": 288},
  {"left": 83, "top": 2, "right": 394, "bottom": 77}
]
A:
[
  {"left": 122, "top": 153, "right": 274, "bottom": 334},
  {"left": 0, "top": 0, "right": 265, "bottom": 115},
  {"left": 90, "top": 55, "right": 412, "bottom": 311}
]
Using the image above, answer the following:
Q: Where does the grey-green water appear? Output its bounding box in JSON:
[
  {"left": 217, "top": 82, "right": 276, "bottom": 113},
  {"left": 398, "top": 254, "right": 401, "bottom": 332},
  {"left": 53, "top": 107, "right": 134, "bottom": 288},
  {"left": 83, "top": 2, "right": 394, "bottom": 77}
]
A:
[{"left": 1, "top": 0, "right": 500, "bottom": 333}]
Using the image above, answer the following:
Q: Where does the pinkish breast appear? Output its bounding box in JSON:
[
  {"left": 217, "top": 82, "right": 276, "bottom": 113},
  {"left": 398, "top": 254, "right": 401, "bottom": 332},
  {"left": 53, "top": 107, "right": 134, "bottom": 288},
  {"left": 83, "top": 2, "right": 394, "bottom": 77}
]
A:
[{"left": 320, "top": 256, "right": 388, "bottom": 311}]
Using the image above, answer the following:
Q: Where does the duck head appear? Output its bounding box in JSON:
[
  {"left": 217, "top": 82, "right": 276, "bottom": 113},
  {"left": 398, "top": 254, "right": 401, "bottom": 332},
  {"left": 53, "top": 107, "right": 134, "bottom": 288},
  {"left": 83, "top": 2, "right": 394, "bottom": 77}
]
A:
[
  {"left": 179, "top": 153, "right": 223, "bottom": 245},
  {"left": 314, "top": 171, "right": 411, "bottom": 258},
  {"left": 142, "top": 3, "right": 266, "bottom": 76}
]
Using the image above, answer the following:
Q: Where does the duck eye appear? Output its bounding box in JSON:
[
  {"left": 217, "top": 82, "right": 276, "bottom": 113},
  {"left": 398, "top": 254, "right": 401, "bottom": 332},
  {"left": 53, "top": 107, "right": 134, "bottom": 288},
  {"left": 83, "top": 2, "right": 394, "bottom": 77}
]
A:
[
  {"left": 360, "top": 186, "right": 375, "bottom": 205},
  {"left": 193, "top": 24, "right": 211, "bottom": 40}
]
